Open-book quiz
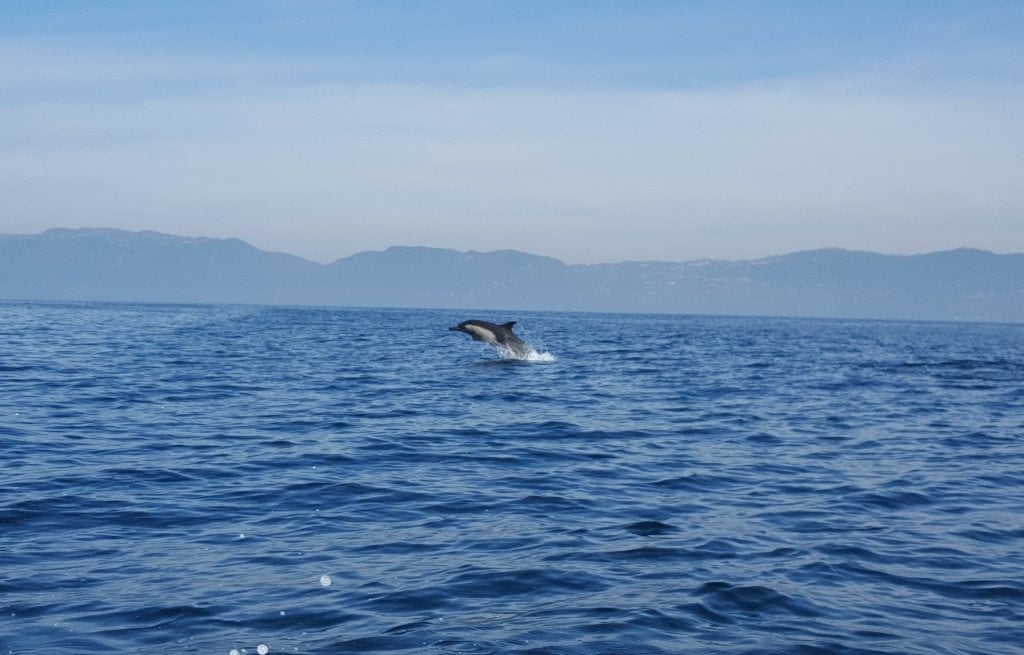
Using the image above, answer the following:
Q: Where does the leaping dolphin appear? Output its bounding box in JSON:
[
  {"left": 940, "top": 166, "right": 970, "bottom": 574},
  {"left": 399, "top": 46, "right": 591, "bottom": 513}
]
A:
[{"left": 449, "top": 319, "right": 531, "bottom": 358}]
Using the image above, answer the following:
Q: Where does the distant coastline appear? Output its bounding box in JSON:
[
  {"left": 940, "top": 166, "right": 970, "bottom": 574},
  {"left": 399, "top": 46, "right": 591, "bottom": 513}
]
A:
[{"left": 2, "top": 228, "right": 1022, "bottom": 323}]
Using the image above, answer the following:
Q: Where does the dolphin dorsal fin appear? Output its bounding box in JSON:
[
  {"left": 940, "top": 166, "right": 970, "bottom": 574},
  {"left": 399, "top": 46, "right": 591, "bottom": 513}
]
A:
[{"left": 502, "top": 321, "right": 517, "bottom": 329}]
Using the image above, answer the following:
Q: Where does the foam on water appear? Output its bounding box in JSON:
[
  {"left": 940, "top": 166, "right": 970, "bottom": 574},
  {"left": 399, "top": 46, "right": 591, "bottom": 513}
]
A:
[
  {"left": 524, "top": 350, "right": 556, "bottom": 362},
  {"left": 498, "top": 345, "right": 557, "bottom": 362}
]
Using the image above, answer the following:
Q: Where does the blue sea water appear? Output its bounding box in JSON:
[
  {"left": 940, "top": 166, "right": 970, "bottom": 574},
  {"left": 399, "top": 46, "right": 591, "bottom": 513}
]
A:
[{"left": 2, "top": 301, "right": 1023, "bottom": 655}]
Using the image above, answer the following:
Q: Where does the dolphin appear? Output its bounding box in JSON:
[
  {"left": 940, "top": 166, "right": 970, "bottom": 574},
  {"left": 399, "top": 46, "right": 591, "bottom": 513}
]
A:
[{"left": 449, "top": 319, "right": 531, "bottom": 358}]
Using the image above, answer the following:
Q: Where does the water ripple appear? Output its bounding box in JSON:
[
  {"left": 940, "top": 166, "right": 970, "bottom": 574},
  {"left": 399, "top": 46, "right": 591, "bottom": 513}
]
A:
[{"left": 1, "top": 303, "right": 1022, "bottom": 654}]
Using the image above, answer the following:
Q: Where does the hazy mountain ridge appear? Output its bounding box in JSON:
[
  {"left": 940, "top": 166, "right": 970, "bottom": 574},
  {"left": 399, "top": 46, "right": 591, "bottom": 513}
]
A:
[{"left": 2, "top": 228, "right": 1022, "bottom": 322}]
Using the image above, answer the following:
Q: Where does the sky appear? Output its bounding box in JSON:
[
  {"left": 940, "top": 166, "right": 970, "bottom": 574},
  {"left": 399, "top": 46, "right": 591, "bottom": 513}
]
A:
[{"left": 1, "top": 1, "right": 1022, "bottom": 264}]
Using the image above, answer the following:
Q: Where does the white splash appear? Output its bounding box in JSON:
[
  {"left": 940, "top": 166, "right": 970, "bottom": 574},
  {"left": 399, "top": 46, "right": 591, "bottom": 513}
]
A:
[
  {"left": 522, "top": 350, "right": 556, "bottom": 362},
  {"left": 257, "top": 645, "right": 270, "bottom": 655},
  {"left": 498, "top": 346, "right": 556, "bottom": 362},
  {"left": 319, "top": 574, "right": 332, "bottom": 587}
]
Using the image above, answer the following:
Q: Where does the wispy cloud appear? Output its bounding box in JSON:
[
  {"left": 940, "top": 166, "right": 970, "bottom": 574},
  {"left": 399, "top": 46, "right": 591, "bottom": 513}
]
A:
[{"left": 1, "top": 33, "right": 1022, "bottom": 263}]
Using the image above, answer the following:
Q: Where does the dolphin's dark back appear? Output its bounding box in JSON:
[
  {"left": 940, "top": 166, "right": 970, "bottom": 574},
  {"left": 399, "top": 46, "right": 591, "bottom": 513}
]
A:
[{"left": 477, "top": 320, "right": 516, "bottom": 334}]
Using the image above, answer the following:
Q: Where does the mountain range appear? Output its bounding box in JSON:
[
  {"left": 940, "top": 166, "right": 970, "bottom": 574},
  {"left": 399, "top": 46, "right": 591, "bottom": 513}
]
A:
[{"left": 1, "top": 228, "right": 1022, "bottom": 322}]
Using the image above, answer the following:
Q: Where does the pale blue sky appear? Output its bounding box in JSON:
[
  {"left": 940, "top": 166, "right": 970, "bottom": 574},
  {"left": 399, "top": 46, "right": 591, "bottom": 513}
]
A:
[{"left": 2, "top": 1, "right": 1022, "bottom": 262}]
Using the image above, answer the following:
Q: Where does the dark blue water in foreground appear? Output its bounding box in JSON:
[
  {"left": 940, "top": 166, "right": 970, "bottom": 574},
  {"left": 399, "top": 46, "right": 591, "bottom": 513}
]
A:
[{"left": 2, "top": 302, "right": 1023, "bottom": 655}]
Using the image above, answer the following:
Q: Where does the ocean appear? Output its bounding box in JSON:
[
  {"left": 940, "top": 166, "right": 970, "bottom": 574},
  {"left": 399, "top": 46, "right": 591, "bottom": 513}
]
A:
[{"left": 1, "top": 301, "right": 1023, "bottom": 655}]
